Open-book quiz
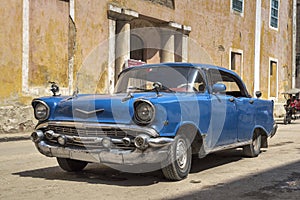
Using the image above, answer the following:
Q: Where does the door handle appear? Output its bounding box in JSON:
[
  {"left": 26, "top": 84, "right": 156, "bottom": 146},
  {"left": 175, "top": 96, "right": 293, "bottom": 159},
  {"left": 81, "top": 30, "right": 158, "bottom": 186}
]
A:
[{"left": 229, "top": 97, "right": 235, "bottom": 102}]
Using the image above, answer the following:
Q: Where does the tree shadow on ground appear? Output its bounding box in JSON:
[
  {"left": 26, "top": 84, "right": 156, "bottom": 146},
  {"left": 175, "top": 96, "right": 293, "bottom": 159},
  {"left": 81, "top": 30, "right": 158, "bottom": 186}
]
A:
[{"left": 171, "top": 160, "right": 300, "bottom": 200}]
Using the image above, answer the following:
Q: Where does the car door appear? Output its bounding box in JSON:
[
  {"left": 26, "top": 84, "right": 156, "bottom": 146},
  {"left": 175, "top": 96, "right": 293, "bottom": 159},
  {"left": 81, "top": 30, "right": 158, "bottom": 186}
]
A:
[
  {"left": 207, "top": 69, "right": 238, "bottom": 148},
  {"left": 213, "top": 69, "right": 255, "bottom": 143},
  {"left": 235, "top": 97, "right": 256, "bottom": 142}
]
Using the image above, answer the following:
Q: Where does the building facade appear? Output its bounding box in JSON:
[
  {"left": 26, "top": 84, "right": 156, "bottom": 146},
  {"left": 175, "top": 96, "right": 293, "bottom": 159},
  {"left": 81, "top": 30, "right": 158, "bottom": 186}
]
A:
[
  {"left": 0, "top": 0, "right": 296, "bottom": 133},
  {"left": 296, "top": 0, "right": 300, "bottom": 88}
]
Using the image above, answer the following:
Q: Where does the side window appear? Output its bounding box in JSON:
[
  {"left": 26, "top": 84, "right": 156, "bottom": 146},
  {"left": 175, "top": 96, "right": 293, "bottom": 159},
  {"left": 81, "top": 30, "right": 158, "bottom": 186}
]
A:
[
  {"left": 232, "top": 0, "right": 243, "bottom": 13},
  {"left": 209, "top": 69, "right": 248, "bottom": 98},
  {"left": 270, "top": 0, "right": 279, "bottom": 29}
]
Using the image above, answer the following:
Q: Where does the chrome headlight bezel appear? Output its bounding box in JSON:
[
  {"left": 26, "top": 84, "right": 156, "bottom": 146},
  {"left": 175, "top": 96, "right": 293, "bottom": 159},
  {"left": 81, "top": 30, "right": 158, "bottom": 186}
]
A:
[
  {"left": 33, "top": 100, "right": 50, "bottom": 121},
  {"left": 134, "top": 100, "right": 155, "bottom": 125}
]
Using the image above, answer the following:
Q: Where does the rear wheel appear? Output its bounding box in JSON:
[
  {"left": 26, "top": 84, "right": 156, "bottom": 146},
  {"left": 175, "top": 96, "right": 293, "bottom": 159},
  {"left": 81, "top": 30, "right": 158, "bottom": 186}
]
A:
[
  {"left": 162, "top": 135, "right": 192, "bottom": 181},
  {"left": 243, "top": 132, "right": 261, "bottom": 157},
  {"left": 56, "top": 158, "right": 88, "bottom": 172}
]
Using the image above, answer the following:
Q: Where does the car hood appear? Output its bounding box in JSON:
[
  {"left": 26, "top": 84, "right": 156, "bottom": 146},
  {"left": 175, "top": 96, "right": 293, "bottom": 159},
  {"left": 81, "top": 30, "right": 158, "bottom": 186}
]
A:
[{"left": 40, "top": 92, "right": 178, "bottom": 124}]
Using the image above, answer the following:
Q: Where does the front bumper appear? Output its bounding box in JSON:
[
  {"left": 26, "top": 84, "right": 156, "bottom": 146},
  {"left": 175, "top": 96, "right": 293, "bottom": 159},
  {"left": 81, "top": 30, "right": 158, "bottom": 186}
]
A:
[
  {"left": 34, "top": 140, "right": 170, "bottom": 164},
  {"left": 31, "top": 121, "right": 174, "bottom": 165}
]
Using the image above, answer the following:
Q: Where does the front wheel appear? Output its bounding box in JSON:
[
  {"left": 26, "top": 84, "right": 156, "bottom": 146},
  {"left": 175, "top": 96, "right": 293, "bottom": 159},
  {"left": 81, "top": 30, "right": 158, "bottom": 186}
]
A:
[
  {"left": 56, "top": 158, "right": 88, "bottom": 172},
  {"left": 162, "top": 135, "right": 192, "bottom": 181},
  {"left": 243, "top": 133, "right": 261, "bottom": 157}
]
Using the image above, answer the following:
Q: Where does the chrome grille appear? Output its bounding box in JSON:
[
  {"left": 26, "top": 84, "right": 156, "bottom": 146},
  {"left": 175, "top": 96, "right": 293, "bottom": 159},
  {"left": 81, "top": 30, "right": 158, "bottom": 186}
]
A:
[
  {"left": 46, "top": 125, "right": 138, "bottom": 149},
  {"left": 47, "top": 125, "right": 138, "bottom": 138}
]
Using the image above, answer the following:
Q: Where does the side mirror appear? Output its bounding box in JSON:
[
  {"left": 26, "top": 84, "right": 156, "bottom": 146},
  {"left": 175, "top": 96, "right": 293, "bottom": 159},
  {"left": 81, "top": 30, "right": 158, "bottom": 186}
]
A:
[
  {"left": 212, "top": 83, "right": 226, "bottom": 93},
  {"left": 255, "top": 91, "right": 262, "bottom": 98},
  {"left": 153, "top": 82, "right": 162, "bottom": 96}
]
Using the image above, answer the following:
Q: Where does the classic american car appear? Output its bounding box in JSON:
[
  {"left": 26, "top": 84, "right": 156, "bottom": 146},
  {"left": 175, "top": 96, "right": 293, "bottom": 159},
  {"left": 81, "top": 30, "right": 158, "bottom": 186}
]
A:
[{"left": 31, "top": 63, "right": 277, "bottom": 181}]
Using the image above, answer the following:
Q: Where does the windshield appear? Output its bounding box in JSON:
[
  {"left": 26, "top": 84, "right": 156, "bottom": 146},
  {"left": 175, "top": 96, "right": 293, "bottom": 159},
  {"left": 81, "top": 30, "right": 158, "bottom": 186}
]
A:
[{"left": 114, "top": 66, "right": 206, "bottom": 94}]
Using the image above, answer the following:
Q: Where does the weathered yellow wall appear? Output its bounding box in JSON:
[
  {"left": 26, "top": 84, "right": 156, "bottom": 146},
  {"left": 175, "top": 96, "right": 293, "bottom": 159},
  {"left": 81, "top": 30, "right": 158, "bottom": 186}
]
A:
[
  {"left": 29, "top": 0, "right": 69, "bottom": 88},
  {"left": 0, "top": 0, "right": 294, "bottom": 103},
  {"left": 0, "top": 0, "right": 23, "bottom": 105},
  {"left": 0, "top": 0, "right": 295, "bottom": 132},
  {"left": 74, "top": 0, "right": 110, "bottom": 94},
  {"left": 260, "top": 0, "right": 293, "bottom": 100}
]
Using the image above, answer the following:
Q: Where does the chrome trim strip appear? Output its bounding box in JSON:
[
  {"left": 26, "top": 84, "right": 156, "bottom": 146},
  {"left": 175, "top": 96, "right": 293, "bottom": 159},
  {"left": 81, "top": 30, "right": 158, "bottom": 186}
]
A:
[
  {"left": 148, "top": 137, "right": 174, "bottom": 147},
  {"left": 208, "top": 140, "right": 252, "bottom": 153},
  {"left": 36, "top": 129, "right": 174, "bottom": 148},
  {"left": 75, "top": 108, "right": 104, "bottom": 115},
  {"left": 36, "top": 121, "right": 159, "bottom": 137}
]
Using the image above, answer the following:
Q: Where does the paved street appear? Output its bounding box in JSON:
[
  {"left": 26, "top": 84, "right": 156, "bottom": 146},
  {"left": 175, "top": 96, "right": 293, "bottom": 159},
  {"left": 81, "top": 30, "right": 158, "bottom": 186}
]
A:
[{"left": 0, "top": 122, "right": 299, "bottom": 200}]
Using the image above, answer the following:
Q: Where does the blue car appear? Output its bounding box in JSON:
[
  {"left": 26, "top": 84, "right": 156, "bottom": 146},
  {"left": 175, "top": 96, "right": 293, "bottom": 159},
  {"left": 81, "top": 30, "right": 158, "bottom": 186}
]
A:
[{"left": 31, "top": 63, "right": 277, "bottom": 181}]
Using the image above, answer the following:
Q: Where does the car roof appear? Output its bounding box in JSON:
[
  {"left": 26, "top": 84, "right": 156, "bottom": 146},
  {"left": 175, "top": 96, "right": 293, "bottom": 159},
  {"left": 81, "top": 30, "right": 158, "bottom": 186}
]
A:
[{"left": 121, "top": 62, "right": 236, "bottom": 76}]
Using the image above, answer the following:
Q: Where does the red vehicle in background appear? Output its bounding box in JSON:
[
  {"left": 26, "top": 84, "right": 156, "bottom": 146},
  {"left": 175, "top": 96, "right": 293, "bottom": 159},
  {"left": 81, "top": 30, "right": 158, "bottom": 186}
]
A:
[{"left": 282, "top": 88, "right": 300, "bottom": 124}]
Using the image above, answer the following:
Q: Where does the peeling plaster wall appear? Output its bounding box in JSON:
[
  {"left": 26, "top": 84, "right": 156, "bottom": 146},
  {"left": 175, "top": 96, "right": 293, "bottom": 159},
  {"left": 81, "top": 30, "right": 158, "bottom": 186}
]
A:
[
  {"left": 260, "top": 0, "right": 293, "bottom": 100},
  {"left": 29, "top": 0, "right": 69, "bottom": 88},
  {"left": 0, "top": 0, "right": 295, "bottom": 133},
  {"left": 0, "top": 0, "right": 23, "bottom": 105},
  {"left": 0, "top": 0, "right": 35, "bottom": 133},
  {"left": 74, "top": 0, "right": 110, "bottom": 94}
]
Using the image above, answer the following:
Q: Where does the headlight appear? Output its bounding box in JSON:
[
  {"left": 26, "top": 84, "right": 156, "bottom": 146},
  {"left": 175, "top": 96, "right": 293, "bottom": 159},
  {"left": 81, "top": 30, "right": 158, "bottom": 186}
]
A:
[
  {"left": 134, "top": 100, "right": 155, "bottom": 125},
  {"left": 33, "top": 101, "right": 50, "bottom": 121}
]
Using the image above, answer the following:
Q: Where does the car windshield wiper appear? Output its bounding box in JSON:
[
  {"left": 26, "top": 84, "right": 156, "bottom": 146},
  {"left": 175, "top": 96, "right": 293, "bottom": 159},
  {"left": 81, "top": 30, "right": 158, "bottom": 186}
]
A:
[
  {"left": 160, "top": 85, "right": 175, "bottom": 93},
  {"left": 127, "top": 87, "right": 153, "bottom": 92}
]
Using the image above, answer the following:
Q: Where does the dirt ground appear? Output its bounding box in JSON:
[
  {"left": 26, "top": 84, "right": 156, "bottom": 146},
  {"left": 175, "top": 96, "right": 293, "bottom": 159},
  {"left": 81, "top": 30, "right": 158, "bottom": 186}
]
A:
[{"left": 0, "top": 121, "right": 299, "bottom": 200}]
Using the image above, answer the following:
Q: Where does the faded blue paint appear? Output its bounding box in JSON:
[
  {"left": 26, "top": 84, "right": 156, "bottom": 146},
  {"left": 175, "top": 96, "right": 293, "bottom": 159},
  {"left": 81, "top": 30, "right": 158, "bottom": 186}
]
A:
[{"left": 33, "top": 63, "right": 276, "bottom": 149}]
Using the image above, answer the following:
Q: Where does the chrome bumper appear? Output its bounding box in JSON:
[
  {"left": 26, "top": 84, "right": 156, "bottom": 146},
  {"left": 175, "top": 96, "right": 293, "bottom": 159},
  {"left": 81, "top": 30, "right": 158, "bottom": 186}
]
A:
[
  {"left": 270, "top": 123, "right": 278, "bottom": 138},
  {"left": 31, "top": 121, "right": 174, "bottom": 165},
  {"left": 34, "top": 140, "right": 171, "bottom": 165}
]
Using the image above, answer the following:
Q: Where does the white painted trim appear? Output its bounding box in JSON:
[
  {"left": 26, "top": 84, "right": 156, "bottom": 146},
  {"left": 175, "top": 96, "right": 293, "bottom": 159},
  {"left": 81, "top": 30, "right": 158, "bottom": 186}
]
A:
[
  {"left": 292, "top": 0, "right": 297, "bottom": 88},
  {"left": 269, "top": 0, "right": 280, "bottom": 31},
  {"left": 68, "top": 0, "right": 75, "bottom": 94},
  {"left": 22, "top": 0, "right": 30, "bottom": 94},
  {"left": 69, "top": 0, "right": 75, "bottom": 21},
  {"left": 230, "top": 0, "right": 244, "bottom": 17},
  {"left": 229, "top": 48, "right": 244, "bottom": 78},
  {"left": 268, "top": 57, "right": 279, "bottom": 100},
  {"left": 254, "top": 0, "right": 262, "bottom": 94}
]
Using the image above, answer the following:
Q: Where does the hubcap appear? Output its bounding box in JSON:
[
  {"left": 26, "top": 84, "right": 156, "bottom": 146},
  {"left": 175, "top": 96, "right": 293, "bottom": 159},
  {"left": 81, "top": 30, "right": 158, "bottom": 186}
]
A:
[{"left": 176, "top": 139, "right": 187, "bottom": 169}]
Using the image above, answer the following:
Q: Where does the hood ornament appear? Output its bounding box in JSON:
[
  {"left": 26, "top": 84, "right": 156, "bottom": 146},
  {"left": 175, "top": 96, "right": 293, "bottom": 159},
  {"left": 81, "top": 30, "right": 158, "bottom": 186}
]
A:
[{"left": 49, "top": 81, "right": 60, "bottom": 96}]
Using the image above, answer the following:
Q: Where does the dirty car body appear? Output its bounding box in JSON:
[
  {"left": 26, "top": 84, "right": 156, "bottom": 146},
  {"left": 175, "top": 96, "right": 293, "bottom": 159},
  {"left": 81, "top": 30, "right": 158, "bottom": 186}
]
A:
[{"left": 31, "top": 63, "right": 277, "bottom": 180}]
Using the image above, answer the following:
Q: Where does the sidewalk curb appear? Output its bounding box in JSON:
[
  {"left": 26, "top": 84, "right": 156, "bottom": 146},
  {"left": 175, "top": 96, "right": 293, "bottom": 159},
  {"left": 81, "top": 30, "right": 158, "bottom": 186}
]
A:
[{"left": 0, "top": 134, "right": 31, "bottom": 143}]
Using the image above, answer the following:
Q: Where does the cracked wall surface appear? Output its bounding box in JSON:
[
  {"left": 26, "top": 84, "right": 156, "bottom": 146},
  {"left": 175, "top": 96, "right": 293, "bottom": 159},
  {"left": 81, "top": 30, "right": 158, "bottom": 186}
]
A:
[{"left": 0, "top": 0, "right": 295, "bottom": 133}]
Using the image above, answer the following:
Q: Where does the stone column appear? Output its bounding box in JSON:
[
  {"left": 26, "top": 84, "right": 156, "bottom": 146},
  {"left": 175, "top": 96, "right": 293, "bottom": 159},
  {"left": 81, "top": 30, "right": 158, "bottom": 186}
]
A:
[
  {"left": 107, "top": 5, "right": 138, "bottom": 84},
  {"left": 115, "top": 20, "right": 130, "bottom": 81},
  {"left": 108, "top": 18, "right": 116, "bottom": 94},
  {"left": 161, "top": 22, "right": 190, "bottom": 63},
  {"left": 182, "top": 25, "right": 191, "bottom": 62},
  {"left": 161, "top": 29, "right": 175, "bottom": 62}
]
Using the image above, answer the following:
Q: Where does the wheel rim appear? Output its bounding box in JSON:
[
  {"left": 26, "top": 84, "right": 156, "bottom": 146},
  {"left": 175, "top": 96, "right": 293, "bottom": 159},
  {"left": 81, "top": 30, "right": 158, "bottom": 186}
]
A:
[{"left": 176, "top": 139, "right": 188, "bottom": 170}]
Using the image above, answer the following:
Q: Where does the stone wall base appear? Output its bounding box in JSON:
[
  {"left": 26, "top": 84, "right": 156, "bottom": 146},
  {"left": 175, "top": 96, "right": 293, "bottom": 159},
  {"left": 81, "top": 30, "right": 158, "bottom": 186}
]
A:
[{"left": 0, "top": 105, "right": 36, "bottom": 134}]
